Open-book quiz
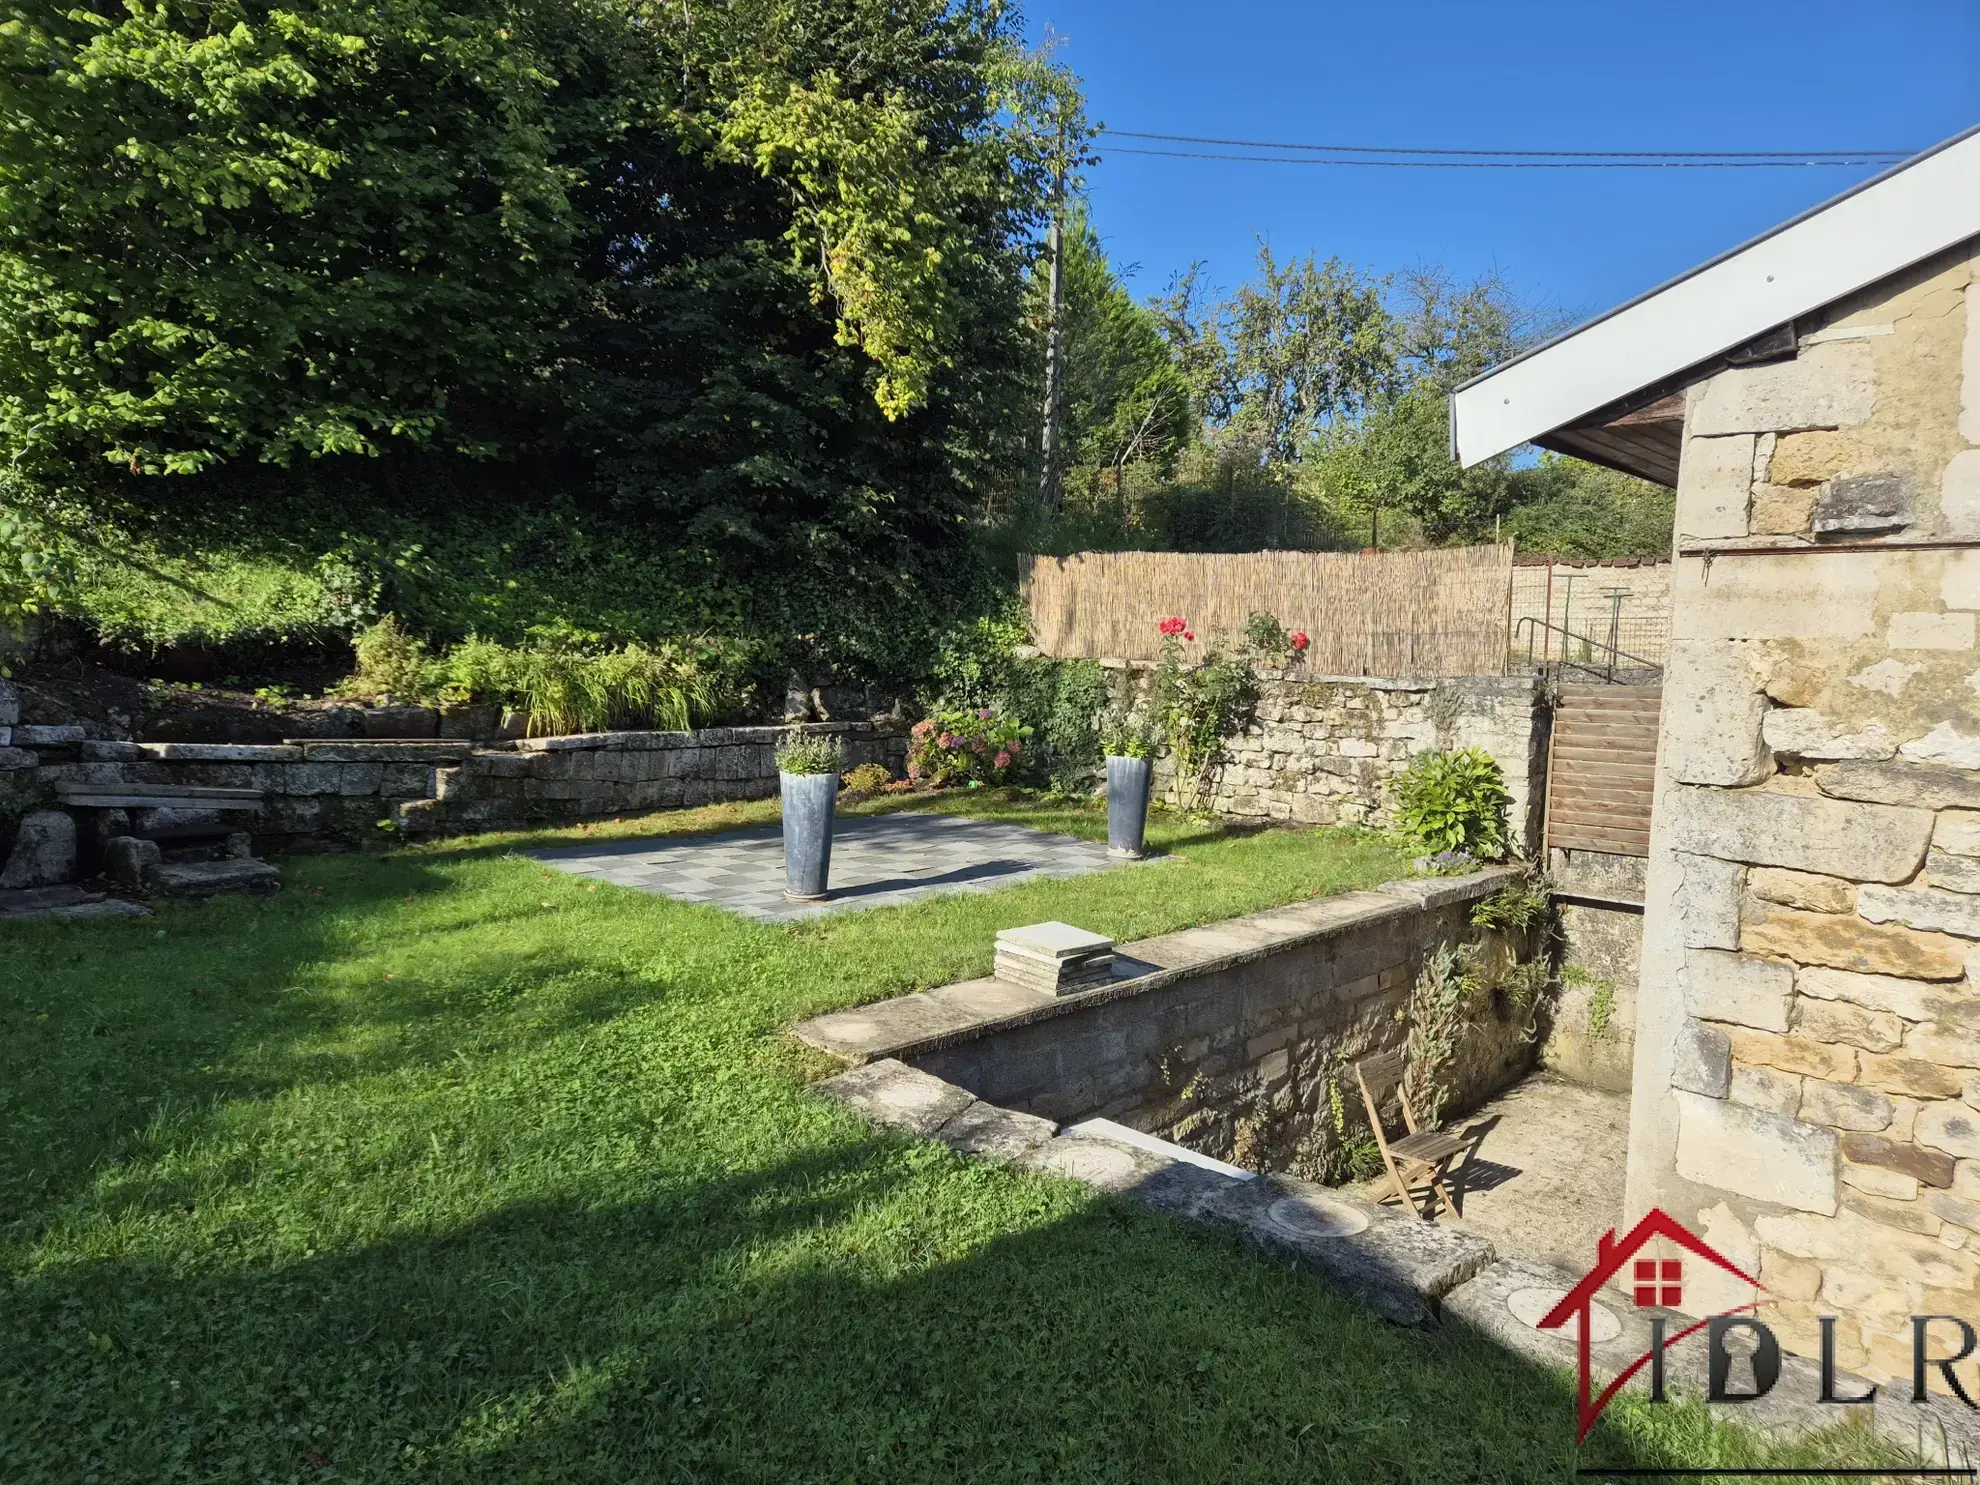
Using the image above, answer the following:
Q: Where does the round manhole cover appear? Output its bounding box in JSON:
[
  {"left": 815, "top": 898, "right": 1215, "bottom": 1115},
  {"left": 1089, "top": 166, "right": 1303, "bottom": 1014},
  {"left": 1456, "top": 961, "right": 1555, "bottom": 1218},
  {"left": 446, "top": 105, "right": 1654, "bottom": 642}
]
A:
[
  {"left": 1264, "top": 1194, "right": 1370, "bottom": 1239},
  {"left": 1506, "top": 1286, "right": 1621, "bottom": 1344}
]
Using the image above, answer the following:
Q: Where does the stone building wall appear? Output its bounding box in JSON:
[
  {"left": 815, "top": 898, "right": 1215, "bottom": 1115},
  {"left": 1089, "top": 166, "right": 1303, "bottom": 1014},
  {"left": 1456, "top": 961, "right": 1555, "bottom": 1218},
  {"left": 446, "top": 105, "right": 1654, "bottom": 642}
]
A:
[
  {"left": 904, "top": 870, "right": 1540, "bottom": 1180},
  {"left": 1156, "top": 671, "right": 1547, "bottom": 850},
  {"left": 1543, "top": 848, "right": 1646, "bottom": 1094},
  {"left": 0, "top": 721, "right": 904, "bottom": 857},
  {"left": 1627, "top": 238, "right": 1980, "bottom": 1381}
]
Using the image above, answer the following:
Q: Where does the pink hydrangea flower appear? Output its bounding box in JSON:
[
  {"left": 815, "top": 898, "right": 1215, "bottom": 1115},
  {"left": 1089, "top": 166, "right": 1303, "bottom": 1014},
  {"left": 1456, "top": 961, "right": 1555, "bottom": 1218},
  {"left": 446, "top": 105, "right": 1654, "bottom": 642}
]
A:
[
  {"left": 977, "top": 707, "right": 993, "bottom": 720},
  {"left": 994, "top": 750, "right": 1011, "bottom": 769}
]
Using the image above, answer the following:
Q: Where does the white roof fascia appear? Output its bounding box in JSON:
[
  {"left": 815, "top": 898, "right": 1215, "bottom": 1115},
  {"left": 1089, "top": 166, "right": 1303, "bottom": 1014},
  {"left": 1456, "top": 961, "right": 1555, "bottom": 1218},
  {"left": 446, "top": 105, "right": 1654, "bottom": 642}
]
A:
[{"left": 1451, "top": 123, "right": 1980, "bottom": 468}]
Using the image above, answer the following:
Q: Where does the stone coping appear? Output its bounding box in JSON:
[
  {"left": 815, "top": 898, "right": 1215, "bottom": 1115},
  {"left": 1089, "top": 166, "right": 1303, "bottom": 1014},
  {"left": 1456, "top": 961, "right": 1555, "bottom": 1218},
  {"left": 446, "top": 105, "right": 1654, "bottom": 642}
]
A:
[
  {"left": 792, "top": 866, "right": 1520, "bottom": 1066},
  {"left": 814, "top": 1058, "right": 1494, "bottom": 1326},
  {"left": 814, "top": 1058, "right": 1971, "bottom": 1454}
]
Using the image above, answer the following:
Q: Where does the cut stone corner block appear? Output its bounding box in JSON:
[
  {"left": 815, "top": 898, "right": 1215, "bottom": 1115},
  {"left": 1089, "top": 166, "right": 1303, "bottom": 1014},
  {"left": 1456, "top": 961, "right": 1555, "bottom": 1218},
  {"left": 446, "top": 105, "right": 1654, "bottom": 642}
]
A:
[
  {"left": 812, "top": 1058, "right": 977, "bottom": 1138},
  {"left": 1660, "top": 641, "right": 1769, "bottom": 788},
  {"left": 1671, "top": 1019, "right": 1732, "bottom": 1099}
]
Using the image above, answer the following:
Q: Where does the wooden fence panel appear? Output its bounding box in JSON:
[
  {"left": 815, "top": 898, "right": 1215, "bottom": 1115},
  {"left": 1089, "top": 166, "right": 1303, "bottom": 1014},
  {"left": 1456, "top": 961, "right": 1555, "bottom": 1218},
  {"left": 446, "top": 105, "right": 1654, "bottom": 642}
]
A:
[
  {"left": 1021, "top": 545, "right": 1515, "bottom": 675},
  {"left": 1545, "top": 683, "right": 1661, "bottom": 858}
]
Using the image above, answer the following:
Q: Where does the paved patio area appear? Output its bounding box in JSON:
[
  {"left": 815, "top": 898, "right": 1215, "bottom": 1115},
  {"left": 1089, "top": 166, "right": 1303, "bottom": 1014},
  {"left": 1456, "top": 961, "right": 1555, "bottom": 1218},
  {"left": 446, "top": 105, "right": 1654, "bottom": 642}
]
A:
[
  {"left": 531, "top": 810, "right": 1127, "bottom": 921},
  {"left": 1355, "top": 1072, "right": 1631, "bottom": 1275}
]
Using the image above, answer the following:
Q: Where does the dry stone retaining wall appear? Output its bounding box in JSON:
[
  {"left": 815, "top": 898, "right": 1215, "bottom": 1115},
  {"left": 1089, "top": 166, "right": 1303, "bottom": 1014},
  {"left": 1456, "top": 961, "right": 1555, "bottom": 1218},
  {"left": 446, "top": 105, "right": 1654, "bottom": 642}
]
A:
[
  {"left": 1628, "top": 237, "right": 1980, "bottom": 1381},
  {"left": 1139, "top": 669, "right": 1547, "bottom": 847},
  {"left": 0, "top": 722, "right": 904, "bottom": 856}
]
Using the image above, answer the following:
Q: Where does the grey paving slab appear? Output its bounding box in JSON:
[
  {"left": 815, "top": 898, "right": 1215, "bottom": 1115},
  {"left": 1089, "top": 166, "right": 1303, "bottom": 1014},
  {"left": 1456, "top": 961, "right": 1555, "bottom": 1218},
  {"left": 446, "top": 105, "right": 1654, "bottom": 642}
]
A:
[{"left": 529, "top": 811, "right": 1128, "bottom": 921}]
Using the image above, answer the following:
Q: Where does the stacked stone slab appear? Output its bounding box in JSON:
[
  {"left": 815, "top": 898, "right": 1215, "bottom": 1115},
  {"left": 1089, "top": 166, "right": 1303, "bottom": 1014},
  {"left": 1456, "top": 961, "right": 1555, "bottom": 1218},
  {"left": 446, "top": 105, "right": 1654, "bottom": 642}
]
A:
[
  {"left": 992, "top": 921, "right": 1115, "bottom": 996},
  {"left": 1629, "top": 239, "right": 1980, "bottom": 1382}
]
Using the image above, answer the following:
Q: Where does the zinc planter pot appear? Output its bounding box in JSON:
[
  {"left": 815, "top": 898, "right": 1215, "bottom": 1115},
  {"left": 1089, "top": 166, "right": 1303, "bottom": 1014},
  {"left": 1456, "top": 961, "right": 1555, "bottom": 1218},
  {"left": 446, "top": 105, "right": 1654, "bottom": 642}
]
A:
[
  {"left": 1106, "top": 754, "right": 1153, "bottom": 860},
  {"left": 780, "top": 770, "right": 838, "bottom": 901}
]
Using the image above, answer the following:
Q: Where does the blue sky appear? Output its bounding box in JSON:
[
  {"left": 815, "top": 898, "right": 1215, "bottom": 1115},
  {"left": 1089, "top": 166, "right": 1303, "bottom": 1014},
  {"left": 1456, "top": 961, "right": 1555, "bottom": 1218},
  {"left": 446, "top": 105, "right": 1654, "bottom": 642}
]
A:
[{"left": 1026, "top": 0, "right": 1980, "bottom": 327}]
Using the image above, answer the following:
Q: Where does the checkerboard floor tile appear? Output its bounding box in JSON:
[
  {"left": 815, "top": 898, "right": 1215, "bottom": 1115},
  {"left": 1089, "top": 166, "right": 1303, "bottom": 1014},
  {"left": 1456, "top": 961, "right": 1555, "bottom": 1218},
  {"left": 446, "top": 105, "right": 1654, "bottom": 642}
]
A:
[{"left": 529, "top": 811, "right": 1131, "bottom": 920}]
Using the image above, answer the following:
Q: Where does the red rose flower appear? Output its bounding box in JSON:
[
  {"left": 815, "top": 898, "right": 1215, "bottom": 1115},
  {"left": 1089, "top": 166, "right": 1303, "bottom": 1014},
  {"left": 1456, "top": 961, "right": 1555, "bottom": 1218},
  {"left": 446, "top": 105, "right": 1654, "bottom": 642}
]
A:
[
  {"left": 1183, "top": 629, "right": 1194, "bottom": 642},
  {"left": 1290, "top": 631, "right": 1310, "bottom": 651}
]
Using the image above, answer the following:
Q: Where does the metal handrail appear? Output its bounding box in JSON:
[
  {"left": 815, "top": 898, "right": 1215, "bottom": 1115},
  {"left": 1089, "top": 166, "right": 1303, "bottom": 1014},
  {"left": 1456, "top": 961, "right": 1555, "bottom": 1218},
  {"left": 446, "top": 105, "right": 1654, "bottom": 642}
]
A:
[{"left": 1512, "top": 615, "right": 1664, "bottom": 682}]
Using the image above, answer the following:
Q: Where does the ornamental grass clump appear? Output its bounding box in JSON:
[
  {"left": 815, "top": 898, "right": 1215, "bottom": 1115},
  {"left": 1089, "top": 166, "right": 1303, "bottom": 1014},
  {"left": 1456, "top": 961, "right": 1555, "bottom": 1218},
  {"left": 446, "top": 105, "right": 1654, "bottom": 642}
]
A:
[{"left": 340, "top": 616, "right": 739, "bottom": 736}]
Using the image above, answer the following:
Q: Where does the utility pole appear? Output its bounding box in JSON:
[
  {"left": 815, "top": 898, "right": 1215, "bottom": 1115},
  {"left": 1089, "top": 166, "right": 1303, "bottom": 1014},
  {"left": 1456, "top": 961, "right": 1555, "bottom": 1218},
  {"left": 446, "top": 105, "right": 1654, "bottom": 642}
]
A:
[{"left": 1037, "top": 111, "right": 1067, "bottom": 517}]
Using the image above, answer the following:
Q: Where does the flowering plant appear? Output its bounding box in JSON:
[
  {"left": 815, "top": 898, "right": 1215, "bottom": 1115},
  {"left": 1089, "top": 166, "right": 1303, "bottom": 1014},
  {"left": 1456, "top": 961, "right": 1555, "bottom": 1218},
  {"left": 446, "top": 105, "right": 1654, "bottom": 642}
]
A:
[{"left": 907, "top": 705, "right": 1031, "bottom": 786}]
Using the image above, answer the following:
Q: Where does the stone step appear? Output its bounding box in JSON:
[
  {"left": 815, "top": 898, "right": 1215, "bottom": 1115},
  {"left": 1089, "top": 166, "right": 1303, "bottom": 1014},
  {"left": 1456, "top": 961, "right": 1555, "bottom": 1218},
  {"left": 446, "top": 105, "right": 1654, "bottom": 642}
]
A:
[{"left": 148, "top": 858, "right": 281, "bottom": 899}]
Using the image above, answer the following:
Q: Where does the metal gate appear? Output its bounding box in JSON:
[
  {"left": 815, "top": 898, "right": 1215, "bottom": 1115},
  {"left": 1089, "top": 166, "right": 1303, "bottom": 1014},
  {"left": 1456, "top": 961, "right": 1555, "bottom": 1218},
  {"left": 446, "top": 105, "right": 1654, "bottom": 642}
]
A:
[{"left": 1544, "top": 684, "right": 1661, "bottom": 858}]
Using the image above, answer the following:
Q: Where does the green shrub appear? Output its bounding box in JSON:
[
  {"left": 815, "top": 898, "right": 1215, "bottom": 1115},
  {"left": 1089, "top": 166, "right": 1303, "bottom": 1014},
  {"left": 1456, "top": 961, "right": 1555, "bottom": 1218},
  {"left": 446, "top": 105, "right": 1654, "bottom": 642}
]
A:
[
  {"left": 339, "top": 617, "right": 741, "bottom": 735},
  {"left": 347, "top": 613, "right": 434, "bottom": 699},
  {"left": 1388, "top": 748, "right": 1512, "bottom": 860},
  {"left": 1098, "top": 702, "right": 1160, "bottom": 759},
  {"left": 1469, "top": 874, "right": 1550, "bottom": 934},
  {"left": 774, "top": 734, "right": 844, "bottom": 776},
  {"left": 906, "top": 706, "right": 1030, "bottom": 786},
  {"left": 841, "top": 762, "right": 892, "bottom": 792}
]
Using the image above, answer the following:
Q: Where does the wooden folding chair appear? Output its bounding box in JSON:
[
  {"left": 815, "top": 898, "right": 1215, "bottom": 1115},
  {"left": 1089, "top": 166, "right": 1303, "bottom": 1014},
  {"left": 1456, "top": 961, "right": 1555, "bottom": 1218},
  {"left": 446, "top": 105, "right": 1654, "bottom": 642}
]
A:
[{"left": 1353, "top": 1050, "right": 1467, "bottom": 1221}]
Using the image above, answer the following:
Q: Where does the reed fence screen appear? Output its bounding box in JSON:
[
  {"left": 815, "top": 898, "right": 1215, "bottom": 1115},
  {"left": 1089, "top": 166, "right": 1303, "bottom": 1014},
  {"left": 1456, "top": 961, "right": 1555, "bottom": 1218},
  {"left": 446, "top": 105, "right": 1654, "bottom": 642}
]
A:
[{"left": 1021, "top": 545, "right": 1516, "bottom": 676}]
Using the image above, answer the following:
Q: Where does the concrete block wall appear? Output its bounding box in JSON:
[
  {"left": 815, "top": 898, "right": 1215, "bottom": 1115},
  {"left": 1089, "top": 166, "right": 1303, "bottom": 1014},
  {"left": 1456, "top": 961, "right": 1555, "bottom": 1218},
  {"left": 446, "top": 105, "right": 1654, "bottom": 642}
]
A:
[
  {"left": 1628, "top": 237, "right": 1980, "bottom": 1381},
  {"left": 907, "top": 873, "right": 1539, "bottom": 1181}
]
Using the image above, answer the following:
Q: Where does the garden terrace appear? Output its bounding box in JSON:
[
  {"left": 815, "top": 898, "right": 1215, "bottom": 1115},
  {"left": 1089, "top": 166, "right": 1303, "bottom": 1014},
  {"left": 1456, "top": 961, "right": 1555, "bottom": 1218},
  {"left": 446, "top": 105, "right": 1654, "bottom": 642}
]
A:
[{"left": 0, "top": 794, "right": 1906, "bottom": 1480}]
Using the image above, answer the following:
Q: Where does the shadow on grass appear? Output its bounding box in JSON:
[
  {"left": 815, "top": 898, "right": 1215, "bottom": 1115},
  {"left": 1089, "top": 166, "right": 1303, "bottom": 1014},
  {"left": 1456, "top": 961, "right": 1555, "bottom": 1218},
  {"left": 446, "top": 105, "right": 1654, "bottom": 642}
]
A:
[
  {"left": 0, "top": 852, "right": 468, "bottom": 1217},
  {"left": 1, "top": 1128, "right": 1864, "bottom": 1485}
]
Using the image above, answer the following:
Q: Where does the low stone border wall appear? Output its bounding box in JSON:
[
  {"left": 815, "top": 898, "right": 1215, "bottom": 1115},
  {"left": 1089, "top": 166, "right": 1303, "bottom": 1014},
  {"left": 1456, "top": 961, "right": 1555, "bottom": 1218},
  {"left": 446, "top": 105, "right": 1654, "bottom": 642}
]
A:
[
  {"left": 797, "top": 868, "right": 1540, "bottom": 1180},
  {"left": 815, "top": 1058, "right": 1972, "bottom": 1456},
  {"left": 0, "top": 721, "right": 906, "bottom": 855}
]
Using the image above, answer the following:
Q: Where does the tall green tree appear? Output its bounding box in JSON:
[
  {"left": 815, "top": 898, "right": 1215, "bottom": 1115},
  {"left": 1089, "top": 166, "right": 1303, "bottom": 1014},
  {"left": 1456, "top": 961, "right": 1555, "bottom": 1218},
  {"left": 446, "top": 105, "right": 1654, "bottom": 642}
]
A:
[
  {"left": 0, "top": 0, "right": 1065, "bottom": 684},
  {"left": 1153, "top": 243, "right": 1394, "bottom": 464}
]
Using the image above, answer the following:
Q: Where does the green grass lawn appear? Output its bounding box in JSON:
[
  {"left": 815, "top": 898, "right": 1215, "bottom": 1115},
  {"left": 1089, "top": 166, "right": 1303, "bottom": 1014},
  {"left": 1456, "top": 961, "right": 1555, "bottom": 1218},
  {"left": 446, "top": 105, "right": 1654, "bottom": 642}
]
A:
[{"left": 0, "top": 795, "right": 1891, "bottom": 1481}]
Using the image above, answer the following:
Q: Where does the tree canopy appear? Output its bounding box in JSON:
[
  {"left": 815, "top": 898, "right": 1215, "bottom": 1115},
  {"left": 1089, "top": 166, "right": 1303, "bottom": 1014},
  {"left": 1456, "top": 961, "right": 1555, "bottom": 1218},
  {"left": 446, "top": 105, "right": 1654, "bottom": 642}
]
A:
[{"left": 0, "top": 0, "right": 1072, "bottom": 682}]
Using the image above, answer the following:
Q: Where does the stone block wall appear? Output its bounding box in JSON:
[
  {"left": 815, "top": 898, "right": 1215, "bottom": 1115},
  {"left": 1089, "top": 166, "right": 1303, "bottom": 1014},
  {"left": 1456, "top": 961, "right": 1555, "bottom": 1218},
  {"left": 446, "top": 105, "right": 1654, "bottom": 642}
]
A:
[
  {"left": 0, "top": 722, "right": 904, "bottom": 857},
  {"left": 906, "top": 872, "right": 1540, "bottom": 1180},
  {"left": 1627, "top": 237, "right": 1980, "bottom": 1381},
  {"left": 1542, "top": 848, "right": 1646, "bottom": 1093},
  {"left": 1152, "top": 670, "right": 1547, "bottom": 849}
]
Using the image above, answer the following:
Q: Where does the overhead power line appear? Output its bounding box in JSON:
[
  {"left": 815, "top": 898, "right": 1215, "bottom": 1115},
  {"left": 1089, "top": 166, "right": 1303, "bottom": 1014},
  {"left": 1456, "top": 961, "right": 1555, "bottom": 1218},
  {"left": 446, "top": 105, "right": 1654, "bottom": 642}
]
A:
[{"left": 1097, "top": 129, "right": 1916, "bottom": 169}]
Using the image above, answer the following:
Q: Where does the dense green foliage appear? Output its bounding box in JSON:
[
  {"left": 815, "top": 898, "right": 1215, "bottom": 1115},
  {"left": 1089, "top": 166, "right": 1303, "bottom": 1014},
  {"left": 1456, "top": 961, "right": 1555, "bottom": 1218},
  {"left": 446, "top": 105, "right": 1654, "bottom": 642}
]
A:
[
  {"left": 1047, "top": 249, "right": 1674, "bottom": 560},
  {"left": 0, "top": 0, "right": 1069, "bottom": 685},
  {"left": 0, "top": 802, "right": 1898, "bottom": 1479},
  {"left": 1388, "top": 747, "right": 1513, "bottom": 860},
  {"left": 340, "top": 616, "right": 742, "bottom": 733}
]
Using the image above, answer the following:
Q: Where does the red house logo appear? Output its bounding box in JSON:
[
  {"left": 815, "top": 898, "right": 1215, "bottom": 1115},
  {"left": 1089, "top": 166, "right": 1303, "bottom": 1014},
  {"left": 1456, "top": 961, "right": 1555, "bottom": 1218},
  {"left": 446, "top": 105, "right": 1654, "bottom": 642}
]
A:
[{"left": 1538, "top": 1207, "right": 1768, "bottom": 1442}]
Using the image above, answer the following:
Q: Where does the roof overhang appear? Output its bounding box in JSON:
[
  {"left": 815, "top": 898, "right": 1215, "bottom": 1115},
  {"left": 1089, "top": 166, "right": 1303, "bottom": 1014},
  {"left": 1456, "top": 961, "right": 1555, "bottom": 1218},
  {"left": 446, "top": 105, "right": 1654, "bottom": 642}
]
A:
[{"left": 1451, "top": 123, "right": 1980, "bottom": 483}]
